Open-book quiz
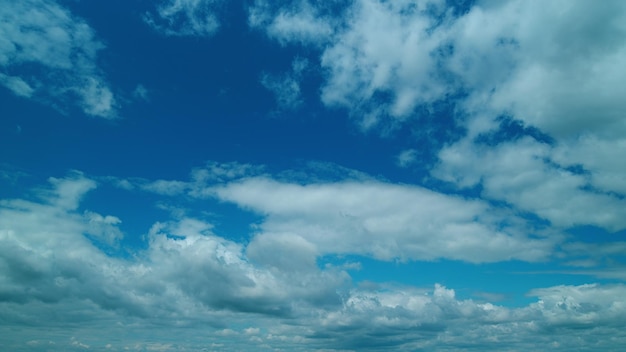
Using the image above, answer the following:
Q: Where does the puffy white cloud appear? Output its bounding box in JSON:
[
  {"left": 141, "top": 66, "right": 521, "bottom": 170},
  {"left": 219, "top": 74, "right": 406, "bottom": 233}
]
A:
[
  {"left": 0, "top": 172, "right": 346, "bottom": 323},
  {"left": 0, "top": 0, "right": 117, "bottom": 117},
  {"left": 433, "top": 137, "right": 626, "bottom": 231},
  {"left": 2, "top": 171, "right": 626, "bottom": 350},
  {"left": 208, "top": 175, "right": 554, "bottom": 263},
  {"left": 249, "top": 1, "right": 626, "bottom": 234},
  {"left": 320, "top": 0, "right": 452, "bottom": 125},
  {"left": 146, "top": 0, "right": 224, "bottom": 37}
]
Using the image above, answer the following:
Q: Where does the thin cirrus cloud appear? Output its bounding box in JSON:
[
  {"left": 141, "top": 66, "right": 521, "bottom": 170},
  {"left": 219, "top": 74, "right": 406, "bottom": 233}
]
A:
[{"left": 0, "top": 0, "right": 117, "bottom": 118}]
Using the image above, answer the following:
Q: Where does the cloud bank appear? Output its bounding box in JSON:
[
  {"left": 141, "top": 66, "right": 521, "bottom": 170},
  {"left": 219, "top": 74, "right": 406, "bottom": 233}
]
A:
[{"left": 1, "top": 172, "right": 626, "bottom": 350}]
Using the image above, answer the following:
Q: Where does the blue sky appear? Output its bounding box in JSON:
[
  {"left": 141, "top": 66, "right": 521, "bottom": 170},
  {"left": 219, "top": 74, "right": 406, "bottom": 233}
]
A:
[{"left": 1, "top": 0, "right": 626, "bottom": 350}]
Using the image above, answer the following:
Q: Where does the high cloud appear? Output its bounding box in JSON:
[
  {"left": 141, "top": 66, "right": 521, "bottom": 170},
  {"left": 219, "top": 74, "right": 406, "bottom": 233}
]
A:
[
  {"left": 2, "top": 171, "right": 626, "bottom": 350},
  {"left": 0, "top": 0, "right": 117, "bottom": 118}
]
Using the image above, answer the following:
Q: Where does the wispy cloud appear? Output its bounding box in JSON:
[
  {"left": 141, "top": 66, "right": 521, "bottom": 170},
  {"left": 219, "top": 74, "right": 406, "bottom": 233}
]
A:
[
  {"left": 260, "top": 57, "right": 309, "bottom": 111},
  {"left": 0, "top": 0, "right": 117, "bottom": 117},
  {"left": 145, "top": 0, "right": 224, "bottom": 37}
]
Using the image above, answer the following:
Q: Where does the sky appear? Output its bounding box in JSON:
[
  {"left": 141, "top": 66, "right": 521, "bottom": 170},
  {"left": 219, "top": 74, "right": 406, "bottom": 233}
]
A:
[{"left": 1, "top": 0, "right": 626, "bottom": 351}]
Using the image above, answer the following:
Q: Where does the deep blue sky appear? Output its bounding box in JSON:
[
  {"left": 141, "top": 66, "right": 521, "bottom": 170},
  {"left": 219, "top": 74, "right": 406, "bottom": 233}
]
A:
[{"left": 2, "top": 0, "right": 626, "bottom": 351}]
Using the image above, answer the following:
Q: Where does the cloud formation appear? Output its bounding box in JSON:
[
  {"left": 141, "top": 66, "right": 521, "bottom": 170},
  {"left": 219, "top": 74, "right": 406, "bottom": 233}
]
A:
[
  {"left": 249, "top": 0, "right": 626, "bottom": 235},
  {"left": 0, "top": 0, "right": 117, "bottom": 117},
  {"left": 145, "top": 0, "right": 224, "bottom": 37},
  {"left": 1, "top": 171, "right": 626, "bottom": 350}
]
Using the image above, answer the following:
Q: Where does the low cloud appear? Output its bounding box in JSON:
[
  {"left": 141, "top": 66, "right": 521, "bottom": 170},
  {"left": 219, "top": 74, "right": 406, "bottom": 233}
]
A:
[{"left": 1, "top": 171, "right": 626, "bottom": 350}]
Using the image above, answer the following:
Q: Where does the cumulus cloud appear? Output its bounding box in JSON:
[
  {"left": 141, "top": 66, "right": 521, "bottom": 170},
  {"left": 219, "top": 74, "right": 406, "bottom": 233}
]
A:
[
  {"left": 433, "top": 137, "right": 626, "bottom": 232},
  {"left": 211, "top": 177, "right": 555, "bottom": 263},
  {"left": 140, "top": 162, "right": 555, "bottom": 263},
  {"left": 2, "top": 171, "right": 626, "bottom": 350},
  {"left": 0, "top": 0, "right": 118, "bottom": 117},
  {"left": 145, "top": 0, "right": 224, "bottom": 37},
  {"left": 248, "top": 0, "right": 626, "bottom": 236},
  {"left": 0, "top": 172, "right": 346, "bottom": 321}
]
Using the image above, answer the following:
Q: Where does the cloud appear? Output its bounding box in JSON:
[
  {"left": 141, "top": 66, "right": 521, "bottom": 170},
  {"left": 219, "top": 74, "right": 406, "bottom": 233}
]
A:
[
  {"left": 396, "top": 149, "right": 418, "bottom": 168},
  {"left": 249, "top": 1, "right": 626, "bottom": 234},
  {"left": 145, "top": 0, "right": 224, "bottom": 37},
  {"left": 0, "top": 0, "right": 118, "bottom": 117},
  {"left": 0, "top": 172, "right": 346, "bottom": 321},
  {"left": 248, "top": 0, "right": 335, "bottom": 46},
  {"left": 140, "top": 162, "right": 555, "bottom": 263},
  {"left": 249, "top": 0, "right": 455, "bottom": 129},
  {"left": 132, "top": 84, "right": 150, "bottom": 101},
  {"left": 433, "top": 137, "right": 626, "bottom": 232},
  {"left": 260, "top": 57, "right": 309, "bottom": 111},
  {"left": 2, "top": 171, "right": 626, "bottom": 350},
  {"left": 0, "top": 73, "right": 34, "bottom": 97}
]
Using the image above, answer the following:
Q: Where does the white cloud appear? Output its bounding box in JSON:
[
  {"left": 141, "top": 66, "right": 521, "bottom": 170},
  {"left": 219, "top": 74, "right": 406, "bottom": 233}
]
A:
[
  {"left": 137, "top": 162, "right": 557, "bottom": 263},
  {"left": 248, "top": 0, "right": 334, "bottom": 46},
  {"left": 2, "top": 171, "right": 626, "bottom": 350},
  {"left": 432, "top": 1, "right": 626, "bottom": 220},
  {"left": 0, "top": 0, "right": 117, "bottom": 117},
  {"left": 146, "top": 0, "right": 223, "bottom": 37},
  {"left": 0, "top": 73, "right": 34, "bottom": 97},
  {"left": 433, "top": 137, "right": 626, "bottom": 232},
  {"left": 209, "top": 175, "right": 554, "bottom": 263},
  {"left": 250, "top": 1, "right": 626, "bottom": 232}
]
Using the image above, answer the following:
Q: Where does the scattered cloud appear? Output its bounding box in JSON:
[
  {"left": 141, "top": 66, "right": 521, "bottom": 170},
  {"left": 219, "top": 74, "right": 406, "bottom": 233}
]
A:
[
  {"left": 141, "top": 162, "right": 555, "bottom": 263},
  {"left": 260, "top": 57, "right": 309, "bottom": 111},
  {"left": 0, "top": 0, "right": 118, "bottom": 117},
  {"left": 396, "top": 149, "right": 418, "bottom": 168},
  {"left": 2, "top": 170, "right": 626, "bottom": 350},
  {"left": 145, "top": 0, "right": 224, "bottom": 37},
  {"left": 248, "top": 1, "right": 626, "bottom": 232},
  {"left": 433, "top": 137, "right": 626, "bottom": 232},
  {"left": 3, "top": 0, "right": 626, "bottom": 350},
  {"left": 132, "top": 84, "right": 149, "bottom": 101},
  {"left": 248, "top": 0, "right": 335, "bottom": 46}
]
